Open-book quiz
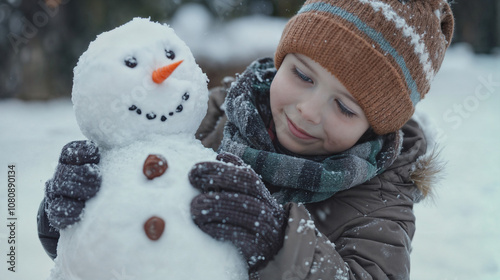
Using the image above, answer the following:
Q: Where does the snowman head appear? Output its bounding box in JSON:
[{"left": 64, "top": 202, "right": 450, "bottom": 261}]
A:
[{"left": 72, "top": 18, "right": 209, "bottom": 149}]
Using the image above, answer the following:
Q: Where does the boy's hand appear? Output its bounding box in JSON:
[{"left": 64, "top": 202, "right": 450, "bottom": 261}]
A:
[
  {"left": 45, "top": 140, "right": 101, "bottom": 229},
  {"left": 189, "top": 152, "right": 287, "bottom": 271}
]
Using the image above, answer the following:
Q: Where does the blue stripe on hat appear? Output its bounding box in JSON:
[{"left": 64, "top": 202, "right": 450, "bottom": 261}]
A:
[{"left": 299, "top": 2, "right": 421, "bottom": 105}]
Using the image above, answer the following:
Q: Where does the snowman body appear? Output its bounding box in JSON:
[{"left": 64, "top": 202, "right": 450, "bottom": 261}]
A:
[
  {"left": 50, "top": 136, "right": 247, "bottom": 280},
  {"left": 47, "top": 18, "right": 248, "bottom": 280}
]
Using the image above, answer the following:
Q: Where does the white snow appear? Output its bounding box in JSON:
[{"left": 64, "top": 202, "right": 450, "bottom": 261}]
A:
[
  {"left": 410, "top": 44, "right": 500, "bottom": 280},
  {"left": 169, "top": 3, "right": 287, "bottom": 66},
  {"left": 51, "top": 135, "right": 247, "bottom": 280},
  {"left": 297, "top": 219, "right": 316, "bottom": 234},
  {"left": 0, "top": 6, "right": 499, "bottom": 280},
  {"left": 434, "top": 9, "right": 441, "bottom": 19}
]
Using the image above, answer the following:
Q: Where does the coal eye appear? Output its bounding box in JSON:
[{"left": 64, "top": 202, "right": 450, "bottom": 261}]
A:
[
  {"left": 125, "top": 57, "right": 137, "bottom": 68},
  {"left": 165, "top": 50, "right": 175, "bottom": 60}
]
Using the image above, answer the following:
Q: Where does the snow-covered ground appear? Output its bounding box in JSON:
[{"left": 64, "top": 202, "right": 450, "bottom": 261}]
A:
[
  {"left": 410, "top": 45, "right": 500, "bottom": 280},
  {"left": 1, "top": 4, "right": 499, "bottom": 279}
]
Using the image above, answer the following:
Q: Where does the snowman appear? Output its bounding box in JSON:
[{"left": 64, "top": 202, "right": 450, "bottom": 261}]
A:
[{"left": 47, "top": 18, "right": 247, "bottom": 280}]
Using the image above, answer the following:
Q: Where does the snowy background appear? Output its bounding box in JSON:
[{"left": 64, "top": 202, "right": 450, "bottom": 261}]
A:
[{"left": 1, "top": 4, "right": 500, "bottom": 280}]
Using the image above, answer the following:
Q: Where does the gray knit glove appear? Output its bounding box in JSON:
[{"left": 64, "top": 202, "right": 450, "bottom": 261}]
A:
[
  {"left": 45, "top": 140, "right": 101, "bottom": 229},
  {"left": 189, "top": 152, "right": 287, "bottom": 271}
]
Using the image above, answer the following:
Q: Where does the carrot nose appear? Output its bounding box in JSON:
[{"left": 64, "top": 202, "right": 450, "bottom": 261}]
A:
[{"left": 152, "top": 60, "right": 183, "bottom": 84}]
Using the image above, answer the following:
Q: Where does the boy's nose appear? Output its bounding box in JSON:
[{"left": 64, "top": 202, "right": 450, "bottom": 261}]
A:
[{"left": 296, "top": 98, "right": 321, "bottom": 124}]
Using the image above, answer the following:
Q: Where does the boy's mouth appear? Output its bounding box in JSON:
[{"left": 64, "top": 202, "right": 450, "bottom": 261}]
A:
[{"left": 286, "top": 117, "right": 317, "bottom": 140}]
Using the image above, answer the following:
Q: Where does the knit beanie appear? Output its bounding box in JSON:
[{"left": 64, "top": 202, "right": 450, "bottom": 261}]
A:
[{"left": 275, "top": 0, "right": 454, "bottom": 135}]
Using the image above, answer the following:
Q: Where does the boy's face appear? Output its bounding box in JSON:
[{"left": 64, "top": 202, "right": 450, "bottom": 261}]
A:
[{"left": 270, "top": 53, "right": 370, "bottom": 156}]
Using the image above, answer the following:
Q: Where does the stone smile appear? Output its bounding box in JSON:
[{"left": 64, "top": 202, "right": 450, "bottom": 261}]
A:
[{"left": 128, "top": 92, "right": 190, "bottom": 122}]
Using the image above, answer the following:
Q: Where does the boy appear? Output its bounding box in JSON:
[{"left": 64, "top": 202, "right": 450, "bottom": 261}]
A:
[{"left": 39, "top": 0, "right": 454, "bottom": 279}]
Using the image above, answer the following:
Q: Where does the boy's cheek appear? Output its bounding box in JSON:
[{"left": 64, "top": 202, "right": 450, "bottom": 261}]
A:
[
  {"left": 270, "top": 76, "right": 293, "bottom": 106},
  {"left": 269, "top": 80, "right": 282, "bottom": 111}
]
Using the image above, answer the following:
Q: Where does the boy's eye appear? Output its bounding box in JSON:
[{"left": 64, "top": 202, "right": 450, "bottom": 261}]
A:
[
  {"left": 125, "top": 57, "right": 137, "bottom": 68},
  {"left": 335, "top": 99, "right": 356, "bottom": 118},
  {"left": 165, "top": 50, "right": 175, "bottom": 60},
  {"left": 292, "top": 67, "right": 313, "bottom": 83}
]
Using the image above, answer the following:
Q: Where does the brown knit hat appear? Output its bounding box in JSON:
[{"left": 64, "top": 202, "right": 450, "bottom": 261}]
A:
[{"left": 275, "top": 0, "right": 454, "bottom": 135}]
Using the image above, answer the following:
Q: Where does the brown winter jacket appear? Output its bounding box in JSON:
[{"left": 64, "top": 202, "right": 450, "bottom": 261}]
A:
[{"left": 196, "top": 80, "right": 440, "bottom": 280}]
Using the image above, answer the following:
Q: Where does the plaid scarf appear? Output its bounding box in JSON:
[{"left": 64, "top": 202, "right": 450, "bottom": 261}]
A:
[{"left": 220, "top": 58, "right": 402, "bottom": 204}]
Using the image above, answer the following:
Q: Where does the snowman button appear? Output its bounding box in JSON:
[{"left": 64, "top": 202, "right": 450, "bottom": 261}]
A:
[
  {"left": 144, "top": 216, "right": 165, "bottom": 241},
  {"left": 143, "top": 154, "right": 168, "bottom": 180}
]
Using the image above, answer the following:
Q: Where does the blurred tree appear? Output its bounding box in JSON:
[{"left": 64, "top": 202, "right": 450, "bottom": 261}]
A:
[
  {"left": 273, "top": 0, "right": 304, "bottom": 17},
  {"left": 451, "top": 0, "right": 499, "bottom": 54},
  {"left": 0, "top": 0, "right": 498, "bottom": 100},
  {"left": 0, "top": 0, "right": 184, "bottom": 100},
  {"left": 0, "top": 0, "right": 303, "bottom": 99},
  {"left": 201, "top": 0, "right": 303, "bottom": 18}
]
